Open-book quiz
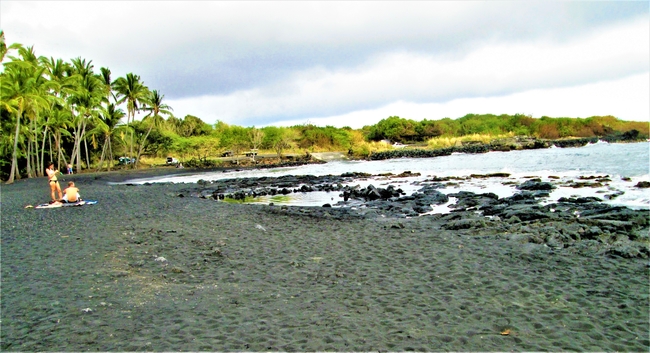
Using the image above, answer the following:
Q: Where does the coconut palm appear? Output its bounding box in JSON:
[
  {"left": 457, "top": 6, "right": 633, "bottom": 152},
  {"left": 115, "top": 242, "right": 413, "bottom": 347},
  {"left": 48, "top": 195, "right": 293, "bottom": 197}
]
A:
[
  {"left": 135, "top": 90, "right": 173, "bottom": 163},
  {"left": 67, "top": 59, "right": 104, "bottom": 172},
  {"left": 99, "top": 67, "right": 116, "bottom": 104},
  {"left": 90, "top": 103, "right": 124, "bottom": 171},
  {"left": 113, "top": 73, "right": 149, "bottom": 164},
  {"left": 0, "top": 30, "right": 7, "bottom": 63},
  {"left": 41, "top": 57, "right": 75, "bottom": 103},
  {"left": 1, "top": 50, "right": 54, "bottom": 183},
  {"left": 142, "top": 90, "right": 172, "bottom": 128},
  {"left": 45, "top": 105, "right": 74, "bottom": 170}
]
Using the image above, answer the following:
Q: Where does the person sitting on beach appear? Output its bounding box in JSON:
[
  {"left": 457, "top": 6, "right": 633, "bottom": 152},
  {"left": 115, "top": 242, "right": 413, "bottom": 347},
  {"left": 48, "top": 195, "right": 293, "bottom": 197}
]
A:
[
  {"left": 62, "top": 181, "right": 81, "bottom": 203},
  {"left": 46, "top": 163, "right": 63, "bottom": 201}
]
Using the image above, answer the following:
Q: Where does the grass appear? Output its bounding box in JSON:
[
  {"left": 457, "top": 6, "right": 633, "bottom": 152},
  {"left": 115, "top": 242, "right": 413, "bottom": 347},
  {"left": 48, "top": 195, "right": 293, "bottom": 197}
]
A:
[{"left": 426, "top": 133, "right": 515, "bottom": 149}]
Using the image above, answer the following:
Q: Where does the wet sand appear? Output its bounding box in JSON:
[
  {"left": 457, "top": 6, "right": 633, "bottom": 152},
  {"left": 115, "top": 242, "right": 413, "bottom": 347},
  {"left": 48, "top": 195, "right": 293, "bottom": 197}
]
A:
[{"left": 1, "top": 168, "right": 648, "bottom": 351}]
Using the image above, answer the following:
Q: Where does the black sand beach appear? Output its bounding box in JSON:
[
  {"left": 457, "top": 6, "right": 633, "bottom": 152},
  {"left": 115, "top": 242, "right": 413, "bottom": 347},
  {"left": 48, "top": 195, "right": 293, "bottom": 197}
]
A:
[{"left": 1, "top": 168, "right": 649, "bottom": 351}]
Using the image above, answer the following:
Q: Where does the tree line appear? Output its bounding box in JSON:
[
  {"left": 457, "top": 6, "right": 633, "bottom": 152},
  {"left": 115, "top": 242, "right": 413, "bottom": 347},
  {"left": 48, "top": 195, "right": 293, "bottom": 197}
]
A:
[
  {"left": 2, "top": 32, "right": 648, "bottom": 182},
  {"left": 1, "top": 31, "right": 176, "bottom": 183},
  {"left": 364, "top": 114, "right": 649, "bottom": 143}
]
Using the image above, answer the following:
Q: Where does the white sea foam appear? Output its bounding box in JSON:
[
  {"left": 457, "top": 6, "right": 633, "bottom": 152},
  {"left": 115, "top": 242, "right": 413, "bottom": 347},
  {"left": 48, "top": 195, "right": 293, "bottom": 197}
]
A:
[{"left": 124, "top": 142, "right": 650, "bottom": 209}]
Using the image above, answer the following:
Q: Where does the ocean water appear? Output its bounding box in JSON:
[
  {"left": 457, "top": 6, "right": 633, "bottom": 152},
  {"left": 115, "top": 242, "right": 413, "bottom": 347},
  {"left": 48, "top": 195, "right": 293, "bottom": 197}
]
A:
[{"left": 127, "top": 141, "right": 650, "bottom": 209}]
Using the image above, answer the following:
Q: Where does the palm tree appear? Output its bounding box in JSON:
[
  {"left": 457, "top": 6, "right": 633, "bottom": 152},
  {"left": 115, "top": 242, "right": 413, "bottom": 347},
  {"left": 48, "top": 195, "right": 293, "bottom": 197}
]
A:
[
  {"left": 40, "top": 57, "right": 74, "bottom": 172},
  {"left": 135, "top": 90, "right": 173, "bottom": 164},
  {"left": 45, "top": 105, "right": 74, "bottom": 170},
  {"left": 99, "top": 67, "right": 115, "bottom": 104},
  {"left": 14, "top": 46, "right": 60, "bottom": 178},
  {"left": 67, "top": 58, "right": 103, "bottom": 171},
  {"left": 113, "top": 73, "right": 149, "bottom": 164},
  {"left": 1, "top": 51, "right": 53, "bottom": 183},
  {"left": 0, "top": 30, "right": 7, "bottom": 63},
  {"left": 142, "top": 90, "right": 172, "bottom": 129},
  {"left": 90, "top": 103, "right": 124, "bottom": 171}
]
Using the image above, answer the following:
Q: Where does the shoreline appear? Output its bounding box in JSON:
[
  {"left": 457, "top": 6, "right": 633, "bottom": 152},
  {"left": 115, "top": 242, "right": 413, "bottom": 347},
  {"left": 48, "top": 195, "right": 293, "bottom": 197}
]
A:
[
  {"left": 367, "top": 136, "right": 645, "bottom": 161},
  {"left": 1, "top": 148, "right": 649, "bottom": 351},
  {"left": 2, "top": 137, "right": 645, "bottom": 185}
]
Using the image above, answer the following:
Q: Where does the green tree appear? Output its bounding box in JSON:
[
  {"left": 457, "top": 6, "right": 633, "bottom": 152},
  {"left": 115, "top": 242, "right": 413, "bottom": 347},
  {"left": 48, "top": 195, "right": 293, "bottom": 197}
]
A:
[
  {"left": 99, "top": 67, "right": 115, "bottom": 104},
  {"left": 367, "top": 116, "right": 417, "bottom": 142},
  {"left": 178, "top": 115, "right": 211, "bottom": 137},
  {"left": 67, "top": 57, "right": 104, "bottom": 171},
  {"left": 113, "top": 72, "right": 149, "bottom": 162},
  {"left": 1, "top": 45, "right": 55, "bottom": 182},
  {"left": 90, "top": 103, "right": 124, "bottom": 171},
  {"left": 248, "top": 127, "right": 264, "bottom": 162},
  {"left": 135, "top": 90, "right": 173, "bottom": 164},
  {"left": 0, "top": 30, "right": 7, "bottom": 62}
]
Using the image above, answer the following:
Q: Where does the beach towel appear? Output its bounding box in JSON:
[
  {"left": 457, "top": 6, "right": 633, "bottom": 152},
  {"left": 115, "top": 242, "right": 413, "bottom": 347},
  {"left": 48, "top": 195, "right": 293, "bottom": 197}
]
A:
[{"left": 31, "top": 200, "right": 98, "bottom": 209}]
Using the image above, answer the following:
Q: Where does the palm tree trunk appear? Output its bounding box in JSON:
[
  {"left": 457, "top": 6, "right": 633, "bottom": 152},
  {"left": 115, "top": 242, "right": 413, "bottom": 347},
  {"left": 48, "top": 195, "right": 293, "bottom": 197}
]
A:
[
  {"left": 108, "top": 137, "right": 114, "bottom": 171},
  {"left": 84, "top": 136, "right": 90, "bottom": 169},
  {"left": 80, "top": 119, "right": 88, "bottom": 169},
  {"left": 56, "top": 131, "right": 67, "bottom": 170},
  {"left": 97, "top": 137, "right": 109, "bottom": 171},
  {"left": 7, "top": 110, "right": 22, "bottom": 183},
  {"left": 135, "top": 122, "right": 156, "bottom": 167},
  {"left": 70, "top": 137, "right": 76, "bottom": 168},
  {"left": 73, "top": 119, "right": 85, "bottom": 171},
  {"left": 130, "top": 111, "right": 135, "bottom": 168},
  {"left": 26, "top": 135, "right": 33, "bottom": 178},
  {"left": 70, "top": 122, "right": 79, "bottom": 169},
  {"left": 39, "top": 129, "right": 46, "bottom": 176},
  {"left": 48, "top": 133, "right": 53, "bottom": 168}
]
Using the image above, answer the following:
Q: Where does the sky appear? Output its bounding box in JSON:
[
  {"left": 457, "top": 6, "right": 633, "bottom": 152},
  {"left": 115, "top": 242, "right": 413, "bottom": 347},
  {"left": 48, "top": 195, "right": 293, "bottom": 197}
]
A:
[{"left": 2, "top": 1, "right": 649, "bottom": 128}]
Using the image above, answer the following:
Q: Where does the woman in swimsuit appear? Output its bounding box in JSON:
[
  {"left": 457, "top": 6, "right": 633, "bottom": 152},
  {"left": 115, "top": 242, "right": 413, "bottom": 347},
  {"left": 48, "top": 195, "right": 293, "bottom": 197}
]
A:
[{"left": 46, "top": 163, "right": 63, "bottom": 201}]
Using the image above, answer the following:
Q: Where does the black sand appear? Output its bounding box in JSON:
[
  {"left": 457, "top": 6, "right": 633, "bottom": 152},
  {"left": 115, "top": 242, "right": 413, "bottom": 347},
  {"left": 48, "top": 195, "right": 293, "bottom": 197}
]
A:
[{"left": 1, "top": 168, "right": 648, "bottom": 351}]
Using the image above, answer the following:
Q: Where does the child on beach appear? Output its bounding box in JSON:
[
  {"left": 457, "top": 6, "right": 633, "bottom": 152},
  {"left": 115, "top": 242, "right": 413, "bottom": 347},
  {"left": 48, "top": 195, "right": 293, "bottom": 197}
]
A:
[
  {"left": 62, "top": 181, "right": 81, "bottom": 203},
  {"left": 46, "top": 163, "right": 63, "bottom": 202},
  {"left": 67, "top": 163, "right": 73, "bottom": 174}
]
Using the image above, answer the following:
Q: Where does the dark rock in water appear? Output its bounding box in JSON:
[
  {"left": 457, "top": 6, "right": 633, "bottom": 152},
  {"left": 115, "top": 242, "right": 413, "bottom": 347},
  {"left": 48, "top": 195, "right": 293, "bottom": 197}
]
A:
[
  {"left": 517, "top": 179, "right": 556, "bottom": 191},
  {"left": 551, "top": 137, "right": 598, "bottom": 148},
  {"left": 447, "top": 191, "right": 499, "bottom": 212},
  {"left": 413, "top": 186, "right": 449, "bottom": 205},
  {"left": 604, "top": 191, "right": 625, "bottom": 200},
  {"left": 470, "top": 173, "right": 511, "bottom": 178},
  {"left": 557, "top": 196, "right": 602, "bottom": 204},
  {"left": 501, "top": 191, "right": 542, "bottom": 204},
  {"left": 395, "top": 171, "right": 421, "bottom": 177},
  {"left": 634, "top": 181, "right": 650, "bottom": 188},
  {"left": 365, "top": 185, "right": 382, "bottom": 201},
  {"left": 566, "top": 181, "right": 605, "bottom": 188},
  {"left": 322, "top": 203, "right": 332, "bottom": 208}
]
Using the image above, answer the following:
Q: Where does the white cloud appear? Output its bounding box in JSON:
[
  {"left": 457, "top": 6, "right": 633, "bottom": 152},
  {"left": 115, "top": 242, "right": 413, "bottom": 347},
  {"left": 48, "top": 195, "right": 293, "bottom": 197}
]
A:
[
  {"left": 166, "top": 18, "right": 649, "bottom": 126},
  {"left": 272, "top": 72, "right": 650, "bottom": 129},
  {"left": 2, "top": 1, "right": 648, "bottom": 127}
]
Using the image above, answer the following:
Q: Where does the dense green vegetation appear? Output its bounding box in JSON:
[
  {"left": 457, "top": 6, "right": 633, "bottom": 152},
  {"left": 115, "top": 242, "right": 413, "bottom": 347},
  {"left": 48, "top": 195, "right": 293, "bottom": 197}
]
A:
[
  {"left": 365, "top": 114, "right": 648, "bottom": 143},
  {"left": 1, "top": 33, "right": 648, "bottom": 182}
]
